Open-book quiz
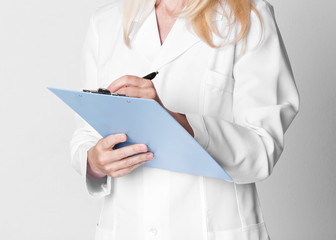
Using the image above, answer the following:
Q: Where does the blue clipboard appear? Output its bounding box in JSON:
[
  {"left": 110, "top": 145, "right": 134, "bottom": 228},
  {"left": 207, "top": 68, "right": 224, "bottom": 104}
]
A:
[{"left": 48, "top": 87, "right": 232, "bottom": 181}]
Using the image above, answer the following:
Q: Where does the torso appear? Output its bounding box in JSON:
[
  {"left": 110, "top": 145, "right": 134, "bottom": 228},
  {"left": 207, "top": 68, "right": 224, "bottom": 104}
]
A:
[{"left": 90, "top": 1, "right": 270, "bottom": 239}]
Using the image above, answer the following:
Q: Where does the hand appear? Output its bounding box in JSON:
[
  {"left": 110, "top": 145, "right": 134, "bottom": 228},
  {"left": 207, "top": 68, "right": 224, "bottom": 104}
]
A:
[
  {"left": 107, "top": 75, "right": 165, "bottom": 107},
  {"left": 87, "top": 133, "right": 154, "bottom": 178},
  {"left": 107, "top": 75, "right": 194, "bottom": 137}
]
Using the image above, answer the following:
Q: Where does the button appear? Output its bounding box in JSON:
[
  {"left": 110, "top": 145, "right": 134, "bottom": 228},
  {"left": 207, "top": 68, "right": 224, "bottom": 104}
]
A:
[{"left": 148, "top": 227, "right": 158, "bottom": 236}]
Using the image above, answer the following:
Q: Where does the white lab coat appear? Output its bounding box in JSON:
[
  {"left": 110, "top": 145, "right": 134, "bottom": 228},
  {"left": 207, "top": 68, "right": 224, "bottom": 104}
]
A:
[{"left": 70, "top": 0, "right": 300, "bottom": 239}]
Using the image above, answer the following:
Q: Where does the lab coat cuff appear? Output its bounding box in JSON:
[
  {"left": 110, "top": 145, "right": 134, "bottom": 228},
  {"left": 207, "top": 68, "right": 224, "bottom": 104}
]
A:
[
  {"left": 185, "top": 113, "right": 209, "bottom": 150},
  {"left": 80, "top": 143, "right": 112, "bottom": 198}
]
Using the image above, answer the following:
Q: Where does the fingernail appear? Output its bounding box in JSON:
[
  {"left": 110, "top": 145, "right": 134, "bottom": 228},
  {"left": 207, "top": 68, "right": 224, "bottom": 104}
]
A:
[{"left": 146, "top": 153, "right": 154, "bottom": 159}]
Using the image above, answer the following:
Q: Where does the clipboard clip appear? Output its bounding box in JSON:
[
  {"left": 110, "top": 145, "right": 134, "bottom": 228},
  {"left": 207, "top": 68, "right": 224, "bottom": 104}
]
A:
[{"left": 83, "top": 88, "right": 127, "bottom": 97}]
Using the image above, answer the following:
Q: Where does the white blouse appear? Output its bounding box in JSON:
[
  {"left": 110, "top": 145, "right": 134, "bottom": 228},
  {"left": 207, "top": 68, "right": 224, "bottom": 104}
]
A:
[{"left": 70, "top": 0, "right": 300, "bottom": 239}]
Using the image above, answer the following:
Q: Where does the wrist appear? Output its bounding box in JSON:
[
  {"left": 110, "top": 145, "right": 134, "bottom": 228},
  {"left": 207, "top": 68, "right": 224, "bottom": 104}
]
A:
[
  {"left": 163, "top": 107, "right": 194, "bottom": 137},
  {"left": 164, "top": 106, "right": 176, "bottom": 117}
]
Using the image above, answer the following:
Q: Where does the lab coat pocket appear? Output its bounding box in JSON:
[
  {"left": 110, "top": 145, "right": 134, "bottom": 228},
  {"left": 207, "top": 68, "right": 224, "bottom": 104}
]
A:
[
  {"left": 202, "top": 70, "right": 234, "bottom": 120},
  {"left": 95, "top": 224, "right": 115, "bottom": 240}
]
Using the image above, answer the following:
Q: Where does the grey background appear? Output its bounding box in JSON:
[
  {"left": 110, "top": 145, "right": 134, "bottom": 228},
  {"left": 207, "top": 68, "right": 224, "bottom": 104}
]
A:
[{"left": 0, "top": 0, "right": 335, "bottom": 239}]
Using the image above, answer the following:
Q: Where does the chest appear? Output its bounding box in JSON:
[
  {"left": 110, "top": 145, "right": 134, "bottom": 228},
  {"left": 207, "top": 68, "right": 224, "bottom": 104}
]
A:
[{"left": 95, "top": 12, "right": 236, "bottom": 121}]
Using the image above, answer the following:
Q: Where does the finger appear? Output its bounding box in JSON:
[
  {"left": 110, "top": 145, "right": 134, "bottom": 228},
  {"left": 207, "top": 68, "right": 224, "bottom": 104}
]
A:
[
  {"left": 97, "top": 133, "right": 127, "bottom": 150},
  {"left": 107, "top": 75, "right": 152, "bottom": 93},
  {"left": 111, "top": 143, "right": 149, "bottom": 161},
  {"left": 108, "top": 159, "right": 150, "bottom": 178},
  {"left": 108, "top": 151, "right": 154, "bottom": 172},
  {"left": 116, "top": 87, "right": 157, "bottom": 99}
]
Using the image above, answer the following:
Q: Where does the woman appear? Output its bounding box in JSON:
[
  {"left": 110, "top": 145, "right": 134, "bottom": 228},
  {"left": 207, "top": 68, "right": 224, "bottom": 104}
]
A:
[{"left": 70, "top": 0, "right": 300, "bottom": 239}]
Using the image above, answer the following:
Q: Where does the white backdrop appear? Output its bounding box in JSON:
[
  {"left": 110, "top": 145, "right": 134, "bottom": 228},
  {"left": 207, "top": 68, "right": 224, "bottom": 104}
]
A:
[{"left": 0, "top": 0, "right": 335, "bottom": 239}]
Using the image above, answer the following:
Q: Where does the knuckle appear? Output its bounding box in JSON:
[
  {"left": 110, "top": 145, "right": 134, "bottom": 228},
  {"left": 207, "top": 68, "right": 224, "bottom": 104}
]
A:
[
  {"left": 102, "top": 143, "right": 109, "bottom": 150},
  {"left": 123, "top": 88, "right": 129, "bottom": 95},
  {"left": 123, "top": 75, "right": 132, "bottom": 84},
  {"left": 110, "top": 172, "right": 117, "bottom": 178},
  {"left": 131, "top": 145, "right": 139, "bottom": 153},
  {"left": 103, "top": 164, "right": 112, "bottom": 172},
  {"left": 117, "top": 150, "right": 128, "bottom": 159},
  {"left": 121, "top": 160, "right": 130, "bottom": 169},
  {"left": 128, "top": 157, "right": 137, "bottom": 166},
  {"left": 111, "top": 172, "right": 122, "bottom": 178},
  {"left": 98, "top": 154, "right": 110, "bottom": 165},
  {"left": 147, "top": 89, "right": 156, "bottom": 99},
  {"left": 117, "top": 87, "right": 126, "bottom": 95},
  {"left": 120, "top": 75, "right": 128, "bottom": 82},
  {"left": 141, "top": 153, "right": 149, "bottom": 160},
  {"left": 97, "top": 157, "right": 106, "bottom": 166},
  {"left": 112, "top": 165, "right": 119, "bottom": 173},
  {"left": 96, "top": 139, "right": 104, "bottom": 148},
  {"left": 107, "top": 168, "right": 114, "bottom": 175},
  {"left": 123, "top": 150, "right": 130, "bottom": 159},
  {"left": 100, "top": 139, "right": 109, "bottom": 149},
  {"left": 143, "top": 81, "right": 152, "bottom": 88}
]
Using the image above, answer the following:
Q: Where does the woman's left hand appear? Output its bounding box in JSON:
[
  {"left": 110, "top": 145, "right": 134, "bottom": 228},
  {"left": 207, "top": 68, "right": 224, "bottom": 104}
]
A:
[{"left": 107, "top": 75, "right": 165, "bottom": 107}]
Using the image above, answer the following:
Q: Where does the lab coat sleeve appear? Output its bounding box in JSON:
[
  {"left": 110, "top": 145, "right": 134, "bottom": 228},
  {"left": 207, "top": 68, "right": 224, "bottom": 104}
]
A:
[
  {"left": 185, "top": 1, "right": 300, "bottom": 184},
  {"left": 69, "top": 13, "right": 112, "bottom": 198}
]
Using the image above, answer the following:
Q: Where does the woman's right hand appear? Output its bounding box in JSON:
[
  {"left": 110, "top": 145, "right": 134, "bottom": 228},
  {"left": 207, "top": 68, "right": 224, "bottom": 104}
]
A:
[{"left": 87, "top": 133, "right": 154, "bottom": 178}]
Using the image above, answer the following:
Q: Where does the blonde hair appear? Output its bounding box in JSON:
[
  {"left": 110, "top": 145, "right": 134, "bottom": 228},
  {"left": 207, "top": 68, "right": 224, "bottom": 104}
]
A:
[{"left": 123, "top": 0, "right": 263, "bottom": 56}]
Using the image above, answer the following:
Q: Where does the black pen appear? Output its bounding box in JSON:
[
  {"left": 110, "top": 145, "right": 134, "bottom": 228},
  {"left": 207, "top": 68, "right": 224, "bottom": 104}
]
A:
[
  {"left": 142, "top": 71, "right": 159, "bottom": 80},
  {"left": 83, "top": 72, "right": 159, "bottom": 96}
]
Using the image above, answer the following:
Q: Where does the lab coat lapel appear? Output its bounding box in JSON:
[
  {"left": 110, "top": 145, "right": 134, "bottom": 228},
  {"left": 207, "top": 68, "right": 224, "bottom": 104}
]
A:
[
  {"left": 154, "top": 14, "right": 231, "bottom": 71},
  {"left": 130, "top": 6, "right": 162, "bottom": 64},
  {"left": 152, "top": 13, "right": 202, "bottom": 71},
  {"left": 131, "top": 6, "right": 201, "bottom": 71}
]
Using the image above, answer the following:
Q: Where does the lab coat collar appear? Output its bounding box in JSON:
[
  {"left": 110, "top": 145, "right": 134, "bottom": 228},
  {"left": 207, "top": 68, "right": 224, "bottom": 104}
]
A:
[
  {"left": 128, "top": 4, "right": 228, "bottom": 71},
  {"left": 130, "top": 6, "right": 203, "bottom": 71}
]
